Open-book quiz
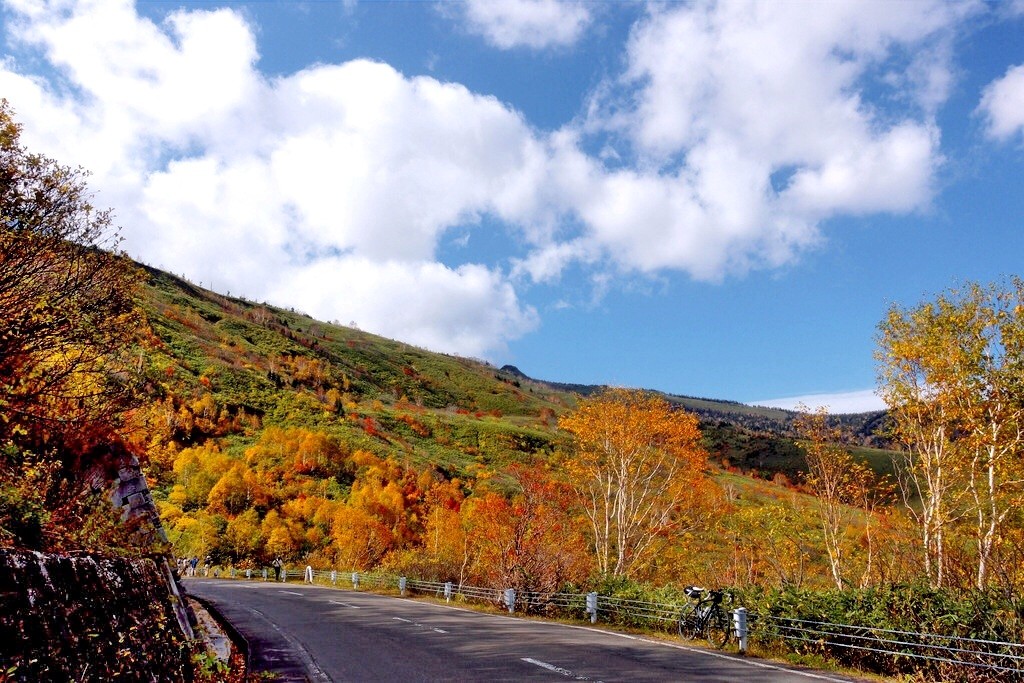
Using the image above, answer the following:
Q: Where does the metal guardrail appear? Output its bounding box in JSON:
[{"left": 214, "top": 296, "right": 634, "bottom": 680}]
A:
[
  {"left": 205, "top": 564, "right": 1023, "bottom": 679},
  {"left": 754, "top": 614, "right": 1024, "bottom": 678},
  {"left": 596, "top": 594, "right": 679, "bottom": 625}
]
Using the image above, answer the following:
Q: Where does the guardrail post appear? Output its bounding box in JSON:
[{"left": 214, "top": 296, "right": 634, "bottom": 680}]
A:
[
  {"left": 352, "top": 572, "right": 360, "bottom": 590},
  {"left": 399, "top": 577, "right": 407, "bottom": 596},
  {"left": 262, "top": 568, "right": 268, "bottom": 581},
  {"left": 585, "top": 592, "right": 598, "bottom": 624},
  {"left": 246, "top": 568, "right": 252, "bottom": 580},
  {"left": 331, "top": 570, "right": 337, "bottom": 585},
  {"left": 504, "top": 588, "right": 516, "bottom": 614},
  {"left": 733, "top": 607, "right": 748, "bottom": 654},
  {"left": 444, "top": 582, "right": 453, "bottom": 602}
]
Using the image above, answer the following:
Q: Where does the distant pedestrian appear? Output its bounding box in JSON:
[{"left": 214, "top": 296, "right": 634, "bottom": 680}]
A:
[
  {"left": 272, "top": 557, "right": 282, "bottom": 582},
  {"left": 190, "top": 556, "right": 199, "bottom": 577}
]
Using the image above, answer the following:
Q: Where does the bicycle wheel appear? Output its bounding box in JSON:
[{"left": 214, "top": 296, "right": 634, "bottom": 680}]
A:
[
  {"left": 678, "top": 603, "right": 699, "bottom": 639},
  {"left": 704, "top": 607, "right": 731, "bottom": 649}
]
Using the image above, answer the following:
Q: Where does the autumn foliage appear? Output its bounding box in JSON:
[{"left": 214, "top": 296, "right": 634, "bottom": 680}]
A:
[
  {"left": 0, "top": 101, "right": 143, "bottom": 552},
  {"left": 558, "top": 389, "right": 716, "bottom": 579},
  {"left": 10, "top": 85, "right": 1024, "bottom": 612}
]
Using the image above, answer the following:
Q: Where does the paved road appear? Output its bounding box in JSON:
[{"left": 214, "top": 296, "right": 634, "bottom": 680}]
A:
[{"left": 186, "top": 579, "right": 862, "bottom": 682}]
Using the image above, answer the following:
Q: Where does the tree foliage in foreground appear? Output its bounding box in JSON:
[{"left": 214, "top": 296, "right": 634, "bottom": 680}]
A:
[
  {"left": 877, "top": 279, "right": 1024, "bottom": 589},
  {"left": 0, "top": 100, "right": 142, "bottom": 551}
]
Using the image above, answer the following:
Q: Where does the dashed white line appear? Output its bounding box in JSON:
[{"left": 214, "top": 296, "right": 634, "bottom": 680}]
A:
[
  {"left": 521, "top": 658, "right": 597, "bottom": 681},
  {"left": 280, "top": 590, "right": 304, "bottom": 596},
  {"left": 393, "top": 616, "right": 448, "bottom": 634},
  {"left": 328, "top": 599, "right": 361, "bottom": 609}
]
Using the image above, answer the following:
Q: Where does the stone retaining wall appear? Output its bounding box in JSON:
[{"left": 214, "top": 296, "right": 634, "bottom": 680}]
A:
[{"left": 0, "top": 550, "right": 196, "bottom": 681}]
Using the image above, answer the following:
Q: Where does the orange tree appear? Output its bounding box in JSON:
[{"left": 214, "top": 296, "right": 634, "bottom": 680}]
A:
[
  {"left": 460, "top": 464, "right": 591, "bottom": 594},
  {"left": 557, "top": 389, "right": 716, "bottom": 579}
]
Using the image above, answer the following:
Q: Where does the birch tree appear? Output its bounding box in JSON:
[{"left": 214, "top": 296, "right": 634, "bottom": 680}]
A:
[
  {"left": 558, "top": 389, "right": 713, "bottom": 579},
  {"left": 795, "top": 406, "right": 856, "bottom": 589},
  {"left": 795, "top": 406, "right": 890, "bottom": 589},
  {"left": 877, "top": 281, "right": 1024, "bottom": 589}
]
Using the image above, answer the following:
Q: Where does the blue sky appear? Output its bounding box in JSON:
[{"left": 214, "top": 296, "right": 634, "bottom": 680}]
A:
[{"left": 2, "top": 0, "right": 1023, "bottom": 413}]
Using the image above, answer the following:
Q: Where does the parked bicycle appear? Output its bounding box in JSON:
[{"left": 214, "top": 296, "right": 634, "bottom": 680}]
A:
[{"left": 678, "top": 586, "right": 731, "bottom": 649}]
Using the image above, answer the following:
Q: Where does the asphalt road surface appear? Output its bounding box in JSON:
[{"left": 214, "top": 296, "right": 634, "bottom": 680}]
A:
[{"left": 186, "top": 579, "right": 863, "bottom": 682}]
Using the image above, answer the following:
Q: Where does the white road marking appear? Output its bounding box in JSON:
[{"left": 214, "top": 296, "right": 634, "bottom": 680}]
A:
[
  {"left": 328, "top": 600, "right": 361, "bottom": 609},
  {"left": 280, "top": 590, "right": 304, "bottom": 596},
  {"left": 392, "top": 616, "right": 447, "bottom": 634},
  {"left": 410, "top": 602, "right": 850, "bottom": 682},
  {"left": 521, "top": 658, "right": 596, "bottom": 681}
]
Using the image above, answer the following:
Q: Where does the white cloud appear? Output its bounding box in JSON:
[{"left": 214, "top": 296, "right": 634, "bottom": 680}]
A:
[
  {"left": 752, "top": 389, "right": 886, "bottom": 415},
  {"left": 979, "top": 63, "right": 1024, "bottom": 142},
  {"left": 1, "top": 0, "right": 543, "bottom": 358},
  {"left": 456, "top": 0, "right": 592, "bottom": 50},
  {"left": 273, "top": 258, "right": 538, "bottom": 358},
  {"left": 0, "top": 0, "right": 990, "bottom": 359},
  {"left": 553, "top": 0, "right": 966, "bottom": 282}
]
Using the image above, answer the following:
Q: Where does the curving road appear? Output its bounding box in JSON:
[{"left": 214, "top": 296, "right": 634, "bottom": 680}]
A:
[{"left": 186, "top": 579, "right": 863, "bottom": 682}]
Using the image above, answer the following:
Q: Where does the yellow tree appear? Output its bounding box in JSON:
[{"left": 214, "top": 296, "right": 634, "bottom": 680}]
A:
[
  {"left": 223, "top": 508, "right": 263, "bottom": 565},
  {"left": 418, "top": 478, "right": 470, "bottom": 582},
  {"left": 878, "top": 280, "right": 1024, "bottom": 589},
  {"left": 558, "top": 389, "right": 713, "bottom": 578},
  {"left": 725, "top": 500, "right": 815, "bottom": 588},
  {"left": 331, "top": 504, "right": 394, "bottom": 569}
]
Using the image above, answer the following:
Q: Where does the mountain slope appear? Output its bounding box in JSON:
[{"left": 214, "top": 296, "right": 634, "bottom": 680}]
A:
[{"left": 135, "top": 265, "right": 891, "bottom": 485}]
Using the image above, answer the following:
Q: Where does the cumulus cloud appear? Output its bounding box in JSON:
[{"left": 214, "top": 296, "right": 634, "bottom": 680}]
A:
[
  {"left": 1, "top": 0, "right": 543, "bottom": 358},
  {"left": 979, "top": 63, "right": 1024, "bottom": 142},
  {"left": 455, "top": 0, "right": 592, "bottom": 50},
  {"left": 0, "top": 0, "right": 983, "bottom": 357},
  {"left": 274, "top": 258, "right": 538, "bottom": 358},
  {"left": 555, "top": 0, "right": 964, "bottom": 282}
]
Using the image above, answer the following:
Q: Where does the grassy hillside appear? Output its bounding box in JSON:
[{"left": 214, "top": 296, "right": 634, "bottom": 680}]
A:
[
  {"left": 127, "top": 265, "right": 906, "bottom": 506},
  {"left": 136, "top": 266, "right": 577, "bottom": 478},
  {"left": 134, "top": 266, "right": 897, "bottom": 488}
]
